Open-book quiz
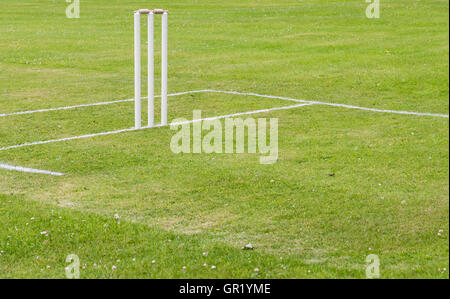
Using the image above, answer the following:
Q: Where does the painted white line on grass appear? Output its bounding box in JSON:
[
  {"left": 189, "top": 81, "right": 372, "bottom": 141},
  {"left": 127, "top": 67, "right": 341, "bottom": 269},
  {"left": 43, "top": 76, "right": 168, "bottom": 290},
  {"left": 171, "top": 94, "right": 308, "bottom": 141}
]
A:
[
  {"left": 203, "top": 90, "right": 450, "bottom": 118},
  {"left": 0, "top": 163, "right": 64, "bottom": 176},
  {"left": 0, "top": 99, "right": 133, "bottom": 117},
  {"left": 0, "top": 90, "right": 210, "bottom": 118},
  {"left": 0, "top": 103, "right": 314, "bottom": 152},
  {"left": 1, "top": 89, "right": 447, "bottom": 119},
  {"left": 173, "top": 103, "right": 315, "bottom": 125},
  {"left": 0, "top": 127, "right": 139, "bottom": 152}
]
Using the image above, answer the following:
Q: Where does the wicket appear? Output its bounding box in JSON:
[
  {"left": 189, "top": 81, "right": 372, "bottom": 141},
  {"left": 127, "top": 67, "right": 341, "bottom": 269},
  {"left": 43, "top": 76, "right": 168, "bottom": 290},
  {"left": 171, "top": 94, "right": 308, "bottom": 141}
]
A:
[{"left": 134, "top": 9, "right": 168, "bottom": 129}]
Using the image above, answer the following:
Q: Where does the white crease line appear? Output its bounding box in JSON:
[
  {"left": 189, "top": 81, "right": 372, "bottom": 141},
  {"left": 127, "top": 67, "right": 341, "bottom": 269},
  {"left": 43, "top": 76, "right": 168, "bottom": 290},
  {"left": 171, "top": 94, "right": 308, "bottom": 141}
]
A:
[
  {"left": 0, "top": 127, "right": 139, "bottom": 152},
  {"left": 0, "top": 99, "right": 133, "bottom": 117},
  {"left": 2, "top": 89, "right": 447, "bottom": 119},
  {"left": 0, "top": 103, "right": 314, "bottom": 152},
  {"left": 202, "top": 90, "right": 450, "bottom": 118},
  {"left": 0, "top": 163, "right": 64, "bottom": 176},
  {"left": 173, "top": 103, "right": 315, "bottom": 125},
  {"left": 0, "top": 90, "right": 211, "bottom": 117}
]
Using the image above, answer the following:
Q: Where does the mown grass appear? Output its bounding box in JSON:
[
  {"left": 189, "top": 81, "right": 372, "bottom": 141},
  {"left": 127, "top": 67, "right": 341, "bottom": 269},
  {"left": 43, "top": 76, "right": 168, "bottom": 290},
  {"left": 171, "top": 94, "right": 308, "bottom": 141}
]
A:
[
  {"left": 0, "top": 0, "right": 448, "bottom": 278},
  {"left": 0, "top": 194, "right": 321, "bottom": 279}
]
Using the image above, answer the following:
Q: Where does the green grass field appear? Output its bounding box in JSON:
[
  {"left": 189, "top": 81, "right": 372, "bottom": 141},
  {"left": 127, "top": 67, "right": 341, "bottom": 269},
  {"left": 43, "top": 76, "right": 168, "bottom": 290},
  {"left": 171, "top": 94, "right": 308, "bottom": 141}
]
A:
[{"left": 0, "top": 0, "right": 448, "bottom": 279}]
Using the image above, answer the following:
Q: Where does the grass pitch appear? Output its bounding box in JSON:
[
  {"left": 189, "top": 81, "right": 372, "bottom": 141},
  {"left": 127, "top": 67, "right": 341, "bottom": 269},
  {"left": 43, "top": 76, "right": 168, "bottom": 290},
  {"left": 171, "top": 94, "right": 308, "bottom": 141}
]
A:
[{"left": 0, "top": 0, "right": 448, "bottom": 278}]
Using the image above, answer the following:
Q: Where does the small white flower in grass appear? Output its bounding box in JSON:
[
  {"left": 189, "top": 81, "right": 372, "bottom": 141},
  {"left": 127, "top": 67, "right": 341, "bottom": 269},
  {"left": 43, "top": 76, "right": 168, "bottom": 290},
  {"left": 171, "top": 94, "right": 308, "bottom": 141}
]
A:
[
  {"left": 439, "top": 229, "right": 444, "bottom": 233},
  {"left": 152, "top": 260, "right": 156, "bottom": 264},
  {"left": 117, "top": 259, "right": 120, "bottom": 263},
  {"left": 132, "top": 258, "right": 136, "bottom": 262},
  {"left": 114, "top": 214, "right": 120, "bottom": 220},
  {"left": 93, "top": 263, "right": 97, "bottom": 267},
  {"left": 203, "top": 263, "right": 207, "bottom": 267},
  {"left": 254, "top": 268, "right": 259, "bottom": 272},
  {"left": 30, "top": 217, "right": 35, "bottom": 221},
  {"left": 46, "top": 265, "right": 51, "bottom": 269},
  {"left": 40, "top": 231, "right": 48, "bottom": 236},
  {"left": 112, "top": 265, "right": 116, "bottom": 270},
  {"left": 182, "top": 266, "right": 187, "bottom": 271},
  {"left": 82, "top": 220, "right": 86, "bottom": 222},
  {"left": 211, "top": 266, "right": 216, "bottom": 270},
  {"left": 438, "top": 232, "right": 442, "bottom": 236},
  {"left": 242, "top": 243, "right": 253, "bottom": 250},
  {"left": 202, "top": 252, "right": 208, "bottom": 256}
]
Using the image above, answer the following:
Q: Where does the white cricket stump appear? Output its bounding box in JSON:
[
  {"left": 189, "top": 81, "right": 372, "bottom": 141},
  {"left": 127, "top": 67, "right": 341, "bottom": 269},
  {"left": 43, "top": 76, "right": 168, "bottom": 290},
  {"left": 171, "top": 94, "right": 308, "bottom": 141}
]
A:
[{"left": 134, "top": 11, "right": 141, "bottom": 129}]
